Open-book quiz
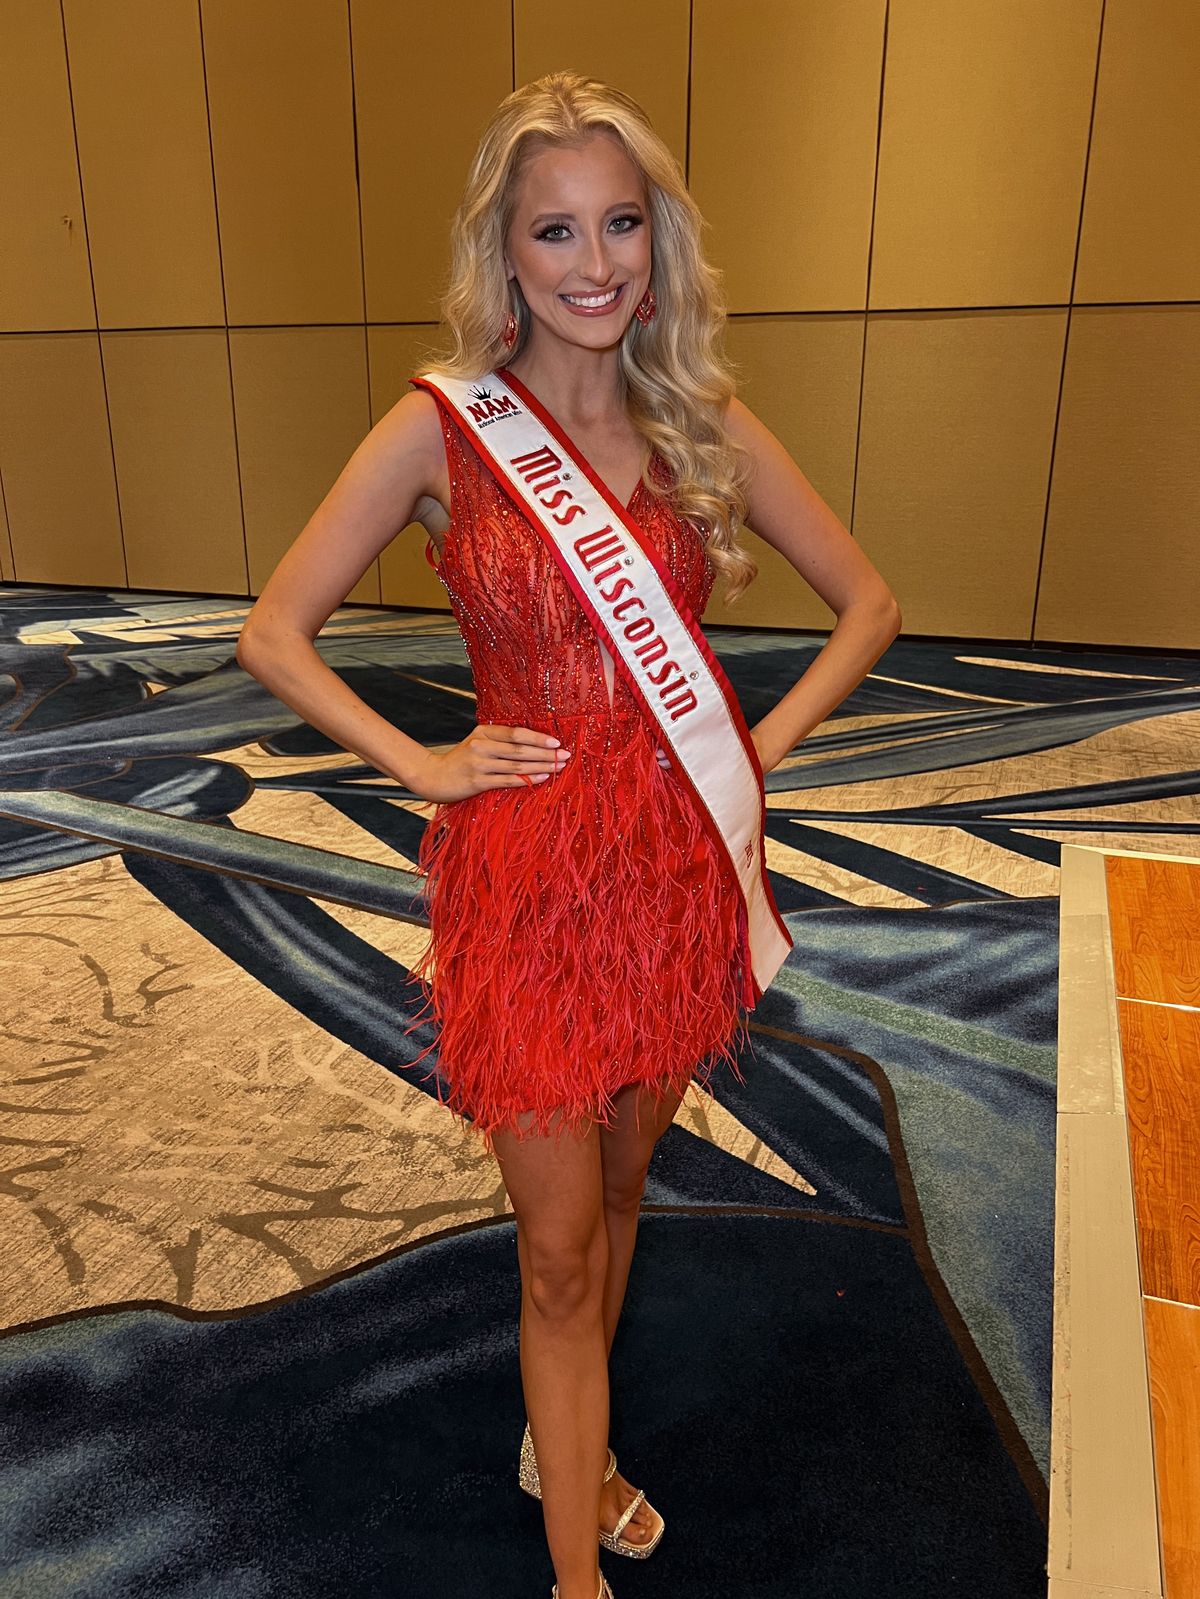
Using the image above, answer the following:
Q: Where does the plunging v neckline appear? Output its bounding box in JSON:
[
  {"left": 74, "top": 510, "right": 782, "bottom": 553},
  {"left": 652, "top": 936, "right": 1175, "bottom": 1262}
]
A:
[
  {"left": 494, "top": 365, "right": 650, "bottom": 715},
  {"left": 497, "top": 365, "right": 648, "bottom": 514}
]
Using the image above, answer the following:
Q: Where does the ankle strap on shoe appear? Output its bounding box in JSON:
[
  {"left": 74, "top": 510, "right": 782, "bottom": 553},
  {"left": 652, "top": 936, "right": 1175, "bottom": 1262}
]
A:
[{"left": 551, "top": 1578, "right": 609, "bottom": 1599}]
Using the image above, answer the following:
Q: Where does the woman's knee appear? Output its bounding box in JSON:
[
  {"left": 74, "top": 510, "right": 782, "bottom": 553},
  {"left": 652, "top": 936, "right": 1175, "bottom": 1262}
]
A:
[
  {"left": 521, "top": 1218, "right": 609, "bottom": 1321},
  {"left": 600, "top": 1160, "right": 649, "bottom": 1216}
]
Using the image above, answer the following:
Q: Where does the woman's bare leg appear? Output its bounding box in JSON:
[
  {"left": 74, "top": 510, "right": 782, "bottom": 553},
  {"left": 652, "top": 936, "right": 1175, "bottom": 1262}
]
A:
[
  {"left": 597, "top": 1077, "right": 685, "bottom": 1354},
  {"left": 493, "top": 1109, "right": 608, "bottom": 1599},
  {"left": 594, "top": 1077, "right": 686, "bottom": 1546}
]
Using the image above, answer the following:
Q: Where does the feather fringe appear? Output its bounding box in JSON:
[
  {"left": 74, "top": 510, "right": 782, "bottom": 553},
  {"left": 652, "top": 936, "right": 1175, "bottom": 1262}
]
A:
[{"left": 402, "top": 720, "right": 755, "bottom": 1156}]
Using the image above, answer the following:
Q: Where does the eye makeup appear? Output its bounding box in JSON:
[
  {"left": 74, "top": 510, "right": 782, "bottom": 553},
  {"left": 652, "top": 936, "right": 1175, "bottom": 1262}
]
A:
[{"left": 533, "top": 212, "right": 645, "bottom": 242}]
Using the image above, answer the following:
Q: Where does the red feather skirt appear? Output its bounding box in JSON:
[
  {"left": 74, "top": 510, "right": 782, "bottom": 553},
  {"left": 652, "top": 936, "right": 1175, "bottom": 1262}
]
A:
[{"left": 401, "top": 398, "right": 755, "bottom": 1155}]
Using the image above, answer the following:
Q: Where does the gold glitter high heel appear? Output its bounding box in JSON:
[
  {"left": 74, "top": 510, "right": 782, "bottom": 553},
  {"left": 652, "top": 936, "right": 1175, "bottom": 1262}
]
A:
[{"left": 520, "top": 1422, "right": 665, "bottom": 1558}]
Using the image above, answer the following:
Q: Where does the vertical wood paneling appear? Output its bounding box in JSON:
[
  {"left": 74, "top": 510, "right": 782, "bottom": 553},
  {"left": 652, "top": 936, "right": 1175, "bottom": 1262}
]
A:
[
  {"left": 64, "top": 0, "right": 224, "bottom": 330},
  {"left": 706, "top": 315, "right": 861, "bottom": 631},
  {"left": 230, "top": 327, "right": 375, "bottom": 601},
  {"left": 1035, "top": 307, "right": 1200, "bottom": 650},
  {"left": 1076, "top": 0, "right": 1200, "bottom": 303},
  {"left": 871, "top": 0, "right": 1100, "bottom": 310},
  {"left": 852, "top": 309, "right": 1066, "bottom": 639},
  {"left": 0, "top": 334, "right": 124, "bottom": 586},
  {"left": 202, "top": 0, "right": 362, "bottom": 325},
  {"left": 368, "top": 324, "right": 453, "bottom": 614},
  {"left": 0, "top": 0, "right": 95, "bottom": 331},
  {"left": 0, "top": 484, "right": 13, "bottom": 580},
  {"left": 0, "top": 0, "right": 1194, "bottom": 647},
  {"left": 515, "top": 0, "right": 690, "bottom": 165},
  {"left": 690, "top": 0, "right": 882, "bottom": 313},
  {"left": 352, "top": 0, "right": 513, "bottom": 323},
  {"left": 102, "top": 329, "right": 245, "bottom": 594}
]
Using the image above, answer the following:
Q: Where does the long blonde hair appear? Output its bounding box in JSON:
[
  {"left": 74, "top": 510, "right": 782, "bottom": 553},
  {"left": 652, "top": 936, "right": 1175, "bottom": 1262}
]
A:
[{"left": 416, "top": 70, "right": 757, "bottom": 603}]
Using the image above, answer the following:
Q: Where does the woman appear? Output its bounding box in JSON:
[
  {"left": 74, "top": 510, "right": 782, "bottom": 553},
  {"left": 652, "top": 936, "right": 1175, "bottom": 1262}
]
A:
[{"left": 237, "top": 71, "right": 901, "bottom": 1599}]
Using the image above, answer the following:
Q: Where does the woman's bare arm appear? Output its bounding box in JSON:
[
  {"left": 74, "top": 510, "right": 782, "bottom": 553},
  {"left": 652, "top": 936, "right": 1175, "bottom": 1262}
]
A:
[
  {"left": 235, "top": 390, "right": 568, "bottom": 801},
  {"left": 723, "top": 395, "right": 903, "bottom": 770}
]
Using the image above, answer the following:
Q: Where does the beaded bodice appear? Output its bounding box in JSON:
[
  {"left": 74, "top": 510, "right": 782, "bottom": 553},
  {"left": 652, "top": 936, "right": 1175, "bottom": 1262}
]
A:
[{"left": 426, "top": 397, "right": 718, "bottom": 730}]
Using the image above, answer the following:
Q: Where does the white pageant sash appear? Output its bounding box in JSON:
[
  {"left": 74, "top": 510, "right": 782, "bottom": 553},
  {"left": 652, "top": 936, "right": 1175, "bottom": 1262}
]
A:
[{"left": 411, "top": 365, "right": 792, "bottom": 1003}]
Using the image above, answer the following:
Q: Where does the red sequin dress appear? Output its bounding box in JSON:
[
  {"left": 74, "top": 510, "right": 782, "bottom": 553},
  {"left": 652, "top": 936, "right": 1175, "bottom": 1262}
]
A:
[{"left": 404, "top": 382, "right": 753, "bottom": 1154}]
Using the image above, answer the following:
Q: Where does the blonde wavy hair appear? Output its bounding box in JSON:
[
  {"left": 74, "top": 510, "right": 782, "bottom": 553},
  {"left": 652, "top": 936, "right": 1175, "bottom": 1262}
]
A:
[{"left": 416, "top": 70, "right": 758, "bottom": 603}]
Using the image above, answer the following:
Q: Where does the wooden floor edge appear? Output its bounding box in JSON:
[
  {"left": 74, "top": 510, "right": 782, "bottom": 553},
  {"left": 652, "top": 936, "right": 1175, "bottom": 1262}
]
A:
[
  {"left": 1068, "top": 843, "right": 1200, "bottom": 868},
  {"left": 1047, "top": 844, "right": 1164, "bottom": 1596},
  {"left": 1048, "top": 1579, "right": 1164, "bottom": 1598}
]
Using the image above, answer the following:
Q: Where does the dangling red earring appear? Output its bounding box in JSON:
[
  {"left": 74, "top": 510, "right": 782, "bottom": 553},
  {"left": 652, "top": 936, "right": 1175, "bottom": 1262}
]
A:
[
  {"left": 501, "top": 310, "right": 518, "bottom": 348},
  {"left": 634, "top": 286, "right": 657, "bottom": 325}
]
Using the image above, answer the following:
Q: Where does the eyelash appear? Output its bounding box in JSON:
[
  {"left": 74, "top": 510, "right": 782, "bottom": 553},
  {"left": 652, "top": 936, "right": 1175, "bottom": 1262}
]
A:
[{"left": 534, "top": 215, "right": 643, "bottom": 242}]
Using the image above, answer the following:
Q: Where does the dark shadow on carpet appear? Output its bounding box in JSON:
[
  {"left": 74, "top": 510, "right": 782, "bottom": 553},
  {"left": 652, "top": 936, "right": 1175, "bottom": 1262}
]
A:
[{"left": 0, "top": 1212, "right": 1046, "bottom": 1598}]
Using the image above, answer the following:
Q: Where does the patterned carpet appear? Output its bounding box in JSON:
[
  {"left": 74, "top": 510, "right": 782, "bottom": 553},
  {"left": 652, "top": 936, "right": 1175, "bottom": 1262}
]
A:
[{"left": 2, "top": 584, "right": 1198, "bottom": 1596}]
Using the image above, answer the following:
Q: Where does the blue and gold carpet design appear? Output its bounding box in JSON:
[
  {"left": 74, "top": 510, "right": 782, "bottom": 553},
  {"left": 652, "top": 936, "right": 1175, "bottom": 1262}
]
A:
[{"left": 2, "top": 585, "right": 1199, "bottom": 1596}]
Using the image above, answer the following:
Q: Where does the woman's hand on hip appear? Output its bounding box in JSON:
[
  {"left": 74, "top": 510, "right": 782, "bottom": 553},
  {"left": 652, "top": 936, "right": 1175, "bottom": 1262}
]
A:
[{"left": 407, "top": 724, "right": 571, "bottom": 802}]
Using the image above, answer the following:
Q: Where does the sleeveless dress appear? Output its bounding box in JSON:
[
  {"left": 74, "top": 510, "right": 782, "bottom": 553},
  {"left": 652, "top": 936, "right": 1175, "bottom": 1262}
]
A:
[{"left": 403, "top": 382, "right": 753, "bottom": 1154}]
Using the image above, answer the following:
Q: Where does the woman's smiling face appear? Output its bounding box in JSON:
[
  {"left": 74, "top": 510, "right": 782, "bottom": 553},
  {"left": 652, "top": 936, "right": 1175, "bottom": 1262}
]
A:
[{"left": 503, "top": 130, "right": 652, "bottom": 350}]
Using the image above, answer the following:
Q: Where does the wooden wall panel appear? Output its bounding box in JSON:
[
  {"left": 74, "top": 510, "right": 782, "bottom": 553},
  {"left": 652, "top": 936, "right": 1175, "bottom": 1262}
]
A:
[
  {"left": 230, "top": 327, "right": 375, "bottom": 602},
  {"left": 707, "top": 316, "right": 861, "bottom": 631},
  {"left": 0, "top": 484, "right": 13, "bottom": 581},
  {"left": 853, "top": 310, "right": 1065, "bottom": 639},
  {"left": 0, "top": 1, "right": 1193, "bottom": 652},
  {"left": 369, "top": 325, "right": 453, "bottom": 614},
  {"left": 871, "top": 0, "right": 1099, "bottom": 310},
  {"left": 515, "top": 0, "right": 690, "bottom": 165},
  {"left": 1076, "top": 0, "right": 1200, "bottom": 303},
  {"left": 202, "top": 0, "right": 362, "bottom": 326},
  {"left": 0, "top": 0, "right": 95, "bottom": 332},
  {"left": 63, "top": 0, "right": 224, "bottom": 330},
  {"left": 102, "top": 330, "right": 245, "bottom": 595},
  {"left": 0, "top": 334, "right": 124, "bottom": 587},
  {"left": 353, "top": 1, "right": 512, "bottom": 324},
  {"left": 690, "top": 0, "right": 882, "bottom": 313},
  {"left": 1036, "top": 307, "right": 1200, "bottom": 650}
]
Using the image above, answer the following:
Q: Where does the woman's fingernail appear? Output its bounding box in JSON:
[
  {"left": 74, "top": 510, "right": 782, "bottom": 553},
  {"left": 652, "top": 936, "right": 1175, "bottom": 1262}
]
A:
[
  {"left": 546, "top": 737, "right": 561, "bottom": 747},
  {"left": 534, "top": 772, "right": 549, "bottom": 781}
]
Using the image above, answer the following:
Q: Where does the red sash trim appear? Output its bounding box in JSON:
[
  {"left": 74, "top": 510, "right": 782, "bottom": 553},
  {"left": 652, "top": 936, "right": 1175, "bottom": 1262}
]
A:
[{"left": 496, "top": 366, "right": 790, "bottom": 996}]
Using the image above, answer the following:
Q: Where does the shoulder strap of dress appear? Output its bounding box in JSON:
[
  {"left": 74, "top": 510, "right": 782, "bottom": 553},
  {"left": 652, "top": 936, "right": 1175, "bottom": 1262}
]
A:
[{"left": 410, "top": 373, "right": 468, "bottom": 572}]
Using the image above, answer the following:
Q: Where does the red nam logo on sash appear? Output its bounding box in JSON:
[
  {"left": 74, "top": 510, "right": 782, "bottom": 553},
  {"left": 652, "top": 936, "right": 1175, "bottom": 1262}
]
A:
[{"left": 465, "top": 385, "right": 518, "bottom": 427}]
